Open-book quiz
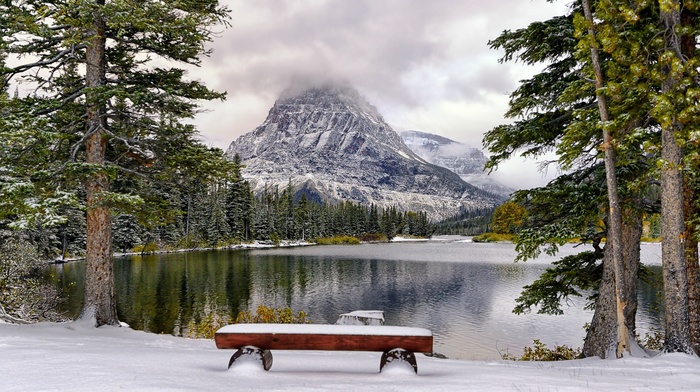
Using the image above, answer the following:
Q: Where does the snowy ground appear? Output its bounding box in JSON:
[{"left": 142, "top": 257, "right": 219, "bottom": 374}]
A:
[{"left": 2, "top": 321, "right": 700, "bottom": 391}]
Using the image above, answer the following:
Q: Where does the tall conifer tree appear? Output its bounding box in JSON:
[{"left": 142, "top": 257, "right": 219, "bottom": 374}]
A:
[{"left": 1, "top": 1, "right": 230, "bottom": 326}]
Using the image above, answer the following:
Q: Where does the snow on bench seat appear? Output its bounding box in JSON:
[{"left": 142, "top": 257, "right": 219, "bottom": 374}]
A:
[{"left": 216, "top": 323, "right": 431, "bottom": 336}]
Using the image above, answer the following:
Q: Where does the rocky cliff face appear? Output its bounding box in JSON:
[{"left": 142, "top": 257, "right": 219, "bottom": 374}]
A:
[
  {"left": 401, "top": 130, "right": 513, "bottom": 199},
  {"left": 226, "top": 83, "right": 499, "bottom": 221}
]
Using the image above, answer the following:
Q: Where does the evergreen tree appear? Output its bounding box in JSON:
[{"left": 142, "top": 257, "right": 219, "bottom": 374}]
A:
[
  {"left": 1, "top": 0, "right": 230, "bottom": 326},
  {"left": 57, "top": 205, "right": 87, "bottom": 260},
  {"left": 206, "top": 183, "right": 229, "bottom": 246},
  {"left": 225, "top": 155, "right": 246, "bottom": 240},
  {"left": 281, "top": 182, "right": 296, "bottom": 240},
  {"left": 655, "top": 0, "right": 694, "bottom": 354},
  {"left": 368, "top": 204, "right": 381, "bottom": 234},
  {"left": 295, "top": 194, "right": 310, "bottom": 241},
  {"left": 240, "top": 182, "right": 254, "bottom": 242},
  {"left": 486, "top": 2, "right": 648, "bottom": 357},
  {"left": 112, "top": 214, "right": 141, "bottom": 254},
  {"left": 381, "top": 207, "right": 397, "bottom": 240}
]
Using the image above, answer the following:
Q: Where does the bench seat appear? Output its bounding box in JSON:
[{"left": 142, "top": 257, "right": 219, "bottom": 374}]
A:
[{"left": 215, "top": 323, "right": 433, "bottom": 373}]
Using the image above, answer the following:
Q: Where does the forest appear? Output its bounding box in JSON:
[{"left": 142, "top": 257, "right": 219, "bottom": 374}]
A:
[{"left": 28, "top": 166, "right": 433, "bottom": 260}]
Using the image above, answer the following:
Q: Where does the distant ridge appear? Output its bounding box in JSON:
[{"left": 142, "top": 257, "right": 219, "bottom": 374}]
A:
[{"left": 401, "top": 130, "right": 513, "bottom": 199}]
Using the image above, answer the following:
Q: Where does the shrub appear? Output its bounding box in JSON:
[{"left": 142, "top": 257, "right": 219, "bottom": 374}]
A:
[
  {"left": 186, "top": 311, "right": 233, "bottom": 339},
  {"left": 359, "top": 233, "right": 388, "bottom": 242},
  {"left": 235, "top": 305, "right": 312, "bottom": 324},
  {"left": 501, "top": 339, "right": 582, "bottom": 361},
  {"left": 640, "top": 328, "right": 664, "bottom": 351},
  {"left": 314, "top": 235, "right": 361, "bottom": 245},
  {"left": 0, "top": 233, "right": 65, "bottom": 323},
  {"left": 131, "top": 242, "right": 158, "bottom": 254},
  {"left": 472, "top": 233, "right": 515, "bottom": 243}
]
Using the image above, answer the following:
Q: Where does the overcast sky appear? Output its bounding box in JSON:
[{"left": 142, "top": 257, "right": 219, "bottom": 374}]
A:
[{"left": 190, "top": 0, "right": 571, "bottom": 189}]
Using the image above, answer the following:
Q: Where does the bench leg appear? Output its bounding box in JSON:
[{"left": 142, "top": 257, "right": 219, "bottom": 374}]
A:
[
  {"left": 227, "top": 346, "right": 273, "bottom": 371},
  {"left": 380, "top": 348, "right": 418, "bottom": 373}
]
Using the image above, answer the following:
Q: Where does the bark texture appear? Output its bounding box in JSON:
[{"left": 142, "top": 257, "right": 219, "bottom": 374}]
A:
[
  {"left": 583, "top": 211, "right": 641, "bottom": 358},
  {"left": 583, "top": 242, "right": 616, "bottom": 358},
  {"left": 684, "top": 178, "right": 700, "bottom": 354},
  {"left": 681, "top": 5, "right": 700, "bottom": 356},
  {"left": 659, "top": 1, "right": 692, "bottom": 354},
  {"left": 79, "top": 1, "right": 119, "bottom": 327}
]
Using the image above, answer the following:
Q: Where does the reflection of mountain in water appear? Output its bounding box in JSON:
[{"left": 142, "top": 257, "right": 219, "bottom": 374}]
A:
[
  {"left": 47, "top": 243, "right": 666, "bottom": 360},
  {"left": 245, "top": 255, "right": 500, "bottom": 331}
]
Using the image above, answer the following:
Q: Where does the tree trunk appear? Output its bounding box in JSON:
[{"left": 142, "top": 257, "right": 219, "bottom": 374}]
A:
[
  {"left": 583, "top": 242, "right": 616, "bottom": 358},
  {"left": 685, "top": 177, "right": 700, "bottom": 354},
  {"left": 659, "top": 0, "right": 693, "bottom": 354},
  {"left": 581, "top": 0, "right": 631, "bottom": 357},
  {"left": 79, "top": 1, "right": 119, "bottom": 327},
  {"left": 660, "top": 117, "right": 692, "bottom": 354},
  {"left": 621, "top": 209, "right": 642, "bottom": 332},
  {"left": 583, "top": 209, "right": 641, "bottom": 358},
  {"left": 681, "top": 3, "right": 700, "bottom": 356}
]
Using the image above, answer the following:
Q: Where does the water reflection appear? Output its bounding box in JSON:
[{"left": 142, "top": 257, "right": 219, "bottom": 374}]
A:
[{"left": 49, "top": 241, "right": 664, "bottom": 360}]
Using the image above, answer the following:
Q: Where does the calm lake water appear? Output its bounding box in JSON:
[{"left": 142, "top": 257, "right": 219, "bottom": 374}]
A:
[{"left": 48, "top": 237, "right": 664, "bottom": 360}]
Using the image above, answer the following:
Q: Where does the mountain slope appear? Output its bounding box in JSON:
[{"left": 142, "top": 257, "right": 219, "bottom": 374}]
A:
[
  {"left": 226, "top": 83, "right": 498, "bottom": 221},
  {"left": 401, "top": 130, "right": 514, "bottom": 198}
]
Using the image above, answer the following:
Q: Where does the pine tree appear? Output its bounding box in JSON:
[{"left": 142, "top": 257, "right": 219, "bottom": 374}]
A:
[
  {"left": 112, "top": 214, "right": 141, "bottom": 254},
  {"left": 206, "top": 183, "right": 229, "bottom": 247},
  {"left": 295, "top": 194, "right": 310, "bottom": 241},
  {"left": 655, "top": 0, "right": 694, "bottom": 354},
  {"left": 580, "top": 0, "right": 631, "bottom": 357},
  {"left": 1, "top": 1, "right": 230, "bottom": 326},
  {"left": 368, "top": 204, "right": 381, "bottom": 234},
  {"left": 486, "top": 2, "right": 651, "bottom": 357}
]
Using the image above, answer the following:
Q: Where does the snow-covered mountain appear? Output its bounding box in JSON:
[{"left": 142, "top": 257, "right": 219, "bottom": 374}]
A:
[
  {"left": 401, "top": 130, "right": 513, "bottom": 199},
  {"left": 225, "top": 82, "right": 499, "bottom": 221}
]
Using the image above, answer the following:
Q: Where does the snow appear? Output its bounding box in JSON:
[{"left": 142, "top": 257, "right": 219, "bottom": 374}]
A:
[
  {"left": 396, "top": 149, "right": 412, "bottom": 160},
  {"left": 3, "top": 322, "right": 700, "bottom": 391},
  {"left": 390, "top": 236, "right": 430, "bottom": 242},
  {"left": 216, "top": 323, "right": 431, "bottom": 336},
  {"left": 336, "top": 310, "right": 385, "bottom": 326}
]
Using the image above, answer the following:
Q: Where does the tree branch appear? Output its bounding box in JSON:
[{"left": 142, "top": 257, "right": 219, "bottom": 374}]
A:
[
  {"left": 2, "top": 45, "right": 87, "bottom": 88},
  {"left": 0, "top": 303, "right": 31, "bottom": 325}
]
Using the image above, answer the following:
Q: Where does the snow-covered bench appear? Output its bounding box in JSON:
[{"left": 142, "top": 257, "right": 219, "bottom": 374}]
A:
[{"left": 214, "top": 323, "right": 433, "bottom": 373}]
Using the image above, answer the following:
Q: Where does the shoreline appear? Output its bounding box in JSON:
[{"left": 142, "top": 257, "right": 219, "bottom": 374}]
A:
[
  {"left": 49, "top": 235, "right": 440, "bottom": 264},
  {"left": 50, "top": 239, "right": 317, "bottom": 264}
]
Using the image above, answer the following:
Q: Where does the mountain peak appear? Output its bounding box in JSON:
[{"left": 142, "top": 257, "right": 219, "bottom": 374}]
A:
[
  {"left": 228, "top": 82, "right": 407, "bottom": 160},
  {"left": 279, "top": 79, "right": 353, "bottom": 99},
  {"left": 275, "top": 81, "right": 385, "bottom": 125}
]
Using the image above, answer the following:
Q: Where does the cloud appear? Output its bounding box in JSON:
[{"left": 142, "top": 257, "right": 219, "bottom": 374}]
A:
[{"left": 190, "top": 0, "right": 570, "bottom": 189}]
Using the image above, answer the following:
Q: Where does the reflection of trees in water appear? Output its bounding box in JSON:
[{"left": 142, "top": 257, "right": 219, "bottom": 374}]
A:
[
  {"left": 47, "top": 249, "right": 665, "bottom": 346},
  {"left": 49, "top": 261, "right": 85, "bottom": 320},
  {"left": 494, "top": 263, "right": 527, "bottom": 280},
  {"left": 637, "top": 265, "right": 664, "bottom": 331},
  {"left": 48, "top": 252, "right": 524, "bottom": 334},
  {"left": 49, "top": 251, "right": 255, "bottom": 335}
]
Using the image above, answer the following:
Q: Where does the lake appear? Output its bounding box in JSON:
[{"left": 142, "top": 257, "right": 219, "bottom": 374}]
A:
[{"left": 48, "top": 237, "right": 664, "bottom": 360}]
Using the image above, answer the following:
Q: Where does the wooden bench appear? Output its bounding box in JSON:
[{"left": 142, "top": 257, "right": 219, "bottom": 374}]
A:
[{"left": 215, "top": 323, "right": 433, "bottom": 373}]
